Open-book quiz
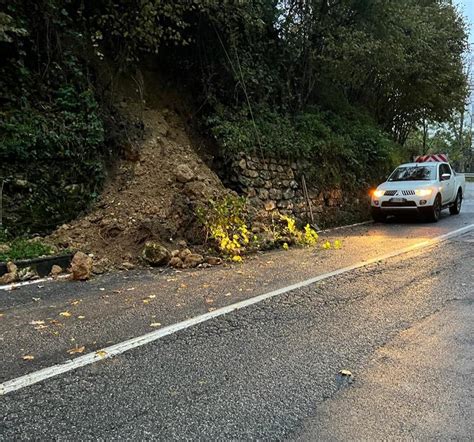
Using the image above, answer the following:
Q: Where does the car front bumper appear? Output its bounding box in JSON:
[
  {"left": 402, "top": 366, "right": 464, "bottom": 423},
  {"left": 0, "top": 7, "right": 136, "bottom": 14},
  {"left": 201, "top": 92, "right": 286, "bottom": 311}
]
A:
[{"left": 371, "top": 194, "right": 436, "bottom": 214}]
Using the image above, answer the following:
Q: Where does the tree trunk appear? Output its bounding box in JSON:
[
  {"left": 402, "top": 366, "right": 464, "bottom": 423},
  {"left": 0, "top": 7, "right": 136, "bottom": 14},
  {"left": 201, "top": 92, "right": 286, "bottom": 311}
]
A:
[{"left": 422, "top": 118, "right": 428, "bottom": 154}]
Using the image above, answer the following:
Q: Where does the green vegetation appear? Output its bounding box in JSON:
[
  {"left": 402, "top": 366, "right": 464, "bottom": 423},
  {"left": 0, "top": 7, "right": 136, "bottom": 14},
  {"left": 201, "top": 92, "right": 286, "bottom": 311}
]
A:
[
  {"left": 0, "top": 238, "right": 53, "bottom": 262},
  {"left": 405, "top": 115, "right": 473, "bottom": 172},
  {"left": 0, "top": 229, "right": 54, "bottom": 261},
  {"left": 196, "top": 195, "right": 252, "bottom": 261},
  {"left": 196, "top": 195, "right": 322, "bottom": 260},
  {"left": 0, "top": 0, "right": 469, "bottom": 235}
]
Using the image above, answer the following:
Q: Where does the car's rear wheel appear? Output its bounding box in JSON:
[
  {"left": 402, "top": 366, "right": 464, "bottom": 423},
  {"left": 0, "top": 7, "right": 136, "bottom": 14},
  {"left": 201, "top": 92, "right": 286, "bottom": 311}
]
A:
[
  {"left": 371, "top": 208, "right": 386, "bottom": 223},
  {"left": 449, "top": 189, "right": 462, "bottom": 215},
  {"left": 426, "top": 194, "right": 442, "bottom": 222}
]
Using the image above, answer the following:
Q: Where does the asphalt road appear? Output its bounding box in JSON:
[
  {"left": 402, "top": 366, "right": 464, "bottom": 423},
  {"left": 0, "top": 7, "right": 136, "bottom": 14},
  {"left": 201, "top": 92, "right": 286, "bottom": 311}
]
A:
[{"left": 0, "top": 184, "right": 473, "bottom": 439}]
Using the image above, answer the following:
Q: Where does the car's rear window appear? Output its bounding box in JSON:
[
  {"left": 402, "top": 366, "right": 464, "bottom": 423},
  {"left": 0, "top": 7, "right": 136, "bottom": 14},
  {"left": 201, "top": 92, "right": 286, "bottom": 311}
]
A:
[{"left": 388, "top": 166, "right": 436, "bottom": 181}]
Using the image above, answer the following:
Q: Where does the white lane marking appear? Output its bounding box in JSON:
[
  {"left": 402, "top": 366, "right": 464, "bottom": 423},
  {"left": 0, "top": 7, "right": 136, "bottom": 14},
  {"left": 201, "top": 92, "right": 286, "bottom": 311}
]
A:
[
  {"left": 0, "top": 275, "right": 70, "bottom": 291},
  {"left": 1, "top": 223, "right": 473, "bottom": 396},
  {"left": 317, "top": 220, "right": 372, "bottom": 233}
]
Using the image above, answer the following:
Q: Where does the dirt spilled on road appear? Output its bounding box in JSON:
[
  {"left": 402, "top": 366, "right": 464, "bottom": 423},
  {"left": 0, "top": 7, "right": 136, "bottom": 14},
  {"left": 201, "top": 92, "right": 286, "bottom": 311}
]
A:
[{"left": 49, "top": 74, "right": 226, "bottom": 268}]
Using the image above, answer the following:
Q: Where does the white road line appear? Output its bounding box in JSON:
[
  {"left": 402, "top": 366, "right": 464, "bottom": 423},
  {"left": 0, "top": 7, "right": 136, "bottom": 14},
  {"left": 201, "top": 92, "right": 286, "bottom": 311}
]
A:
[
  {"left": 0, "top": 275, "right": 70, "bottom": 291},
  {"left": 1, "top": 223, "right": 473, "bottom": 396},
  {"left": 317, "top": 220, "right": 373, "bottom": 233}
]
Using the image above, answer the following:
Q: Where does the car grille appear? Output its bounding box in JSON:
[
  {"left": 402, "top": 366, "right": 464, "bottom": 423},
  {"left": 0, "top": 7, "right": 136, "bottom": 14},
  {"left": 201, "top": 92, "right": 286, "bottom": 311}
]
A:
[
  {"left": 382, "top": 201, "right": 417, "bottom": 207},
  {"left": 383, "top": 190, "right": 415, "bottom": 196}
]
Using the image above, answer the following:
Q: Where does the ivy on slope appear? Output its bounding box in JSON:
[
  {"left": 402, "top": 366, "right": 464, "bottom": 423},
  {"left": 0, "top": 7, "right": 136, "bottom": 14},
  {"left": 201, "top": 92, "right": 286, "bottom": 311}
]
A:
[{"left": 0, "top": 2, "right": 108, "bottom": 234}]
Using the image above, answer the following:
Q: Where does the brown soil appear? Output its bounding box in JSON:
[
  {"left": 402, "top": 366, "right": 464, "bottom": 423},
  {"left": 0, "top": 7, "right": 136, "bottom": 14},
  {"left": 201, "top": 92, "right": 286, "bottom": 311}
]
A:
[{"left": 49, "top": 72, "right": 226, "bottom": 267}]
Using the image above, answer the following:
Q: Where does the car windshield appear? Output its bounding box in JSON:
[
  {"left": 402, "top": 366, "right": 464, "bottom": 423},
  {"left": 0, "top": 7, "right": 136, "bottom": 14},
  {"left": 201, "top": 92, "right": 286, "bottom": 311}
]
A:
[{"left": 388, "top": 166, "right": 436, "bottom": 181}]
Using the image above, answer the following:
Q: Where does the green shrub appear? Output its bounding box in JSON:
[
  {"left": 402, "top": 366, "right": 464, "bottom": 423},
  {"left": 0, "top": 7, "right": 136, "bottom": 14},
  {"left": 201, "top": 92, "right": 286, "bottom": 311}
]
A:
[{"left": 208, "top": 106, "right": 398, "bottom": 189}]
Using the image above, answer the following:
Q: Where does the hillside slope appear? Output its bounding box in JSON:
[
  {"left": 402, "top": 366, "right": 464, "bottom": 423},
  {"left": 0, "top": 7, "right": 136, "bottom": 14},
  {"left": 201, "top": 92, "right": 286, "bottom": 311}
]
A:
[{"left": 50, "top": 97, "right": 225, "bottom": 268}]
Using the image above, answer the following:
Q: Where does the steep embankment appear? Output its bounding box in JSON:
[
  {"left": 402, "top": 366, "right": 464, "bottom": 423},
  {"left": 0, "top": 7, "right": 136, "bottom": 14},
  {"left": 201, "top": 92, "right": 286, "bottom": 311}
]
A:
[{"left": 50, "top": 100, "right": 225, "bottom": 269}]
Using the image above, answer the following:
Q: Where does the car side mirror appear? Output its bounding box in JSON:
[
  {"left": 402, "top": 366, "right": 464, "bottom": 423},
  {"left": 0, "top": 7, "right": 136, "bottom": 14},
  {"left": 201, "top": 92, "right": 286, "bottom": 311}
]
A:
[{"left": 441, "top": 173, "right": 451, "bottom": 181}]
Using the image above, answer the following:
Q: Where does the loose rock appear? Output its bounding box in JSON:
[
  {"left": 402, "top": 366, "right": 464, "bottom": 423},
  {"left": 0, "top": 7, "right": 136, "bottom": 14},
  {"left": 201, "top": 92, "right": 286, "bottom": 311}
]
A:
[
  {"left": 50, "top": 265, "right": 63, "bottom": 278},
  {"left": 0, "top": 262, "right": 18, "bottom": 285},
  {"left": 169, "top": 256, "right": 184, "bottom": 268},
  {"left": 205, "top": 256, "right": 223, "bottom": 266},
  {"left": 175, "top": 164, "right": 194, "bottom": 183},
  {"left": 141, "top": 241, "right": 171, "bottom": 267},
  {"left": 120, "top": 262, "right": 135, "bottom": 270},
  {"left": 183, "top": 253, "right": 204, "bottom": 268},
  {"left": 92, "top": 257, "right": 110, "bottom": 275},
  {"left": 71, "top": 251, "right": 94, "bottom": 280},
  {"left": 18, "top": 267, "right": 38, "bottom": 281},
  {"left": 178, "top": 248, "right": 192, "bottom": 260}
]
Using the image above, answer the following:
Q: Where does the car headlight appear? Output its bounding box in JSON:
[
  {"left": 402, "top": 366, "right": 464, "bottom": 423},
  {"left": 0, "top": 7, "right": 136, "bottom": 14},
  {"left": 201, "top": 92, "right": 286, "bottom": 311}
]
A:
[
  {"left": 415, "top": 188, "right": 433, "bottom": 197},
  {"left": 373, "top": 189, "right": 384, "bottom": 198}
]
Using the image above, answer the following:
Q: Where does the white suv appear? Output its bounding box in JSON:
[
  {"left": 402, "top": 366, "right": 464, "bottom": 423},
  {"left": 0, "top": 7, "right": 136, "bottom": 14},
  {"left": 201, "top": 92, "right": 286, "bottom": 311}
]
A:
[{"left": 371, "top": 161, "right": 465, "bottom": 222}]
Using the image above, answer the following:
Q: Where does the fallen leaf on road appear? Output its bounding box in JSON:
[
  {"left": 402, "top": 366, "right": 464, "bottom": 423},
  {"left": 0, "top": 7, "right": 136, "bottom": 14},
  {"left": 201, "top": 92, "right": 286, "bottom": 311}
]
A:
[
  {"left": 32, "top": 297, "right": 41, "bottom": 302},
  {"left": 0, "top": 313, "right": 3, "bottom": 318},
  {"left": 96, "top": 350, "right": 107, "bottom": 358},
  {"left": 205, "top": 298, "right": 214, "bottom": 304},
  {"left": 70, "top": 300, "right": 81, "bottom": 306},
  {"left": 224, "top": 292, "right": 231, "bottom": 297},
  {"left": 67, "top": 346, "right": 85, "bottom": 355},
  {"left": 59, "top": 311, "right": 71, "bottom": 317},
  {"left": 50, "top": 319, "right": 61, "bottom": 325},
  {"left": 22, "top": 355, "right": 34, "bottom": 361},
  {"left": 126, "top": 287, "right": 135, "bottom": 291},
  {"left": 150, "top": 322, "right": 161, "bottom": 327},
  {"left": 148, "top": 294, "right": 156, "bottom": 299},
  {"left": 34, "top": 325, "right": 48, "bottom": 330},
  {"left": 99, "top": 288, "right": 105, "bottom": 291},
  {"left": 30, "top": 320, "right": 45, "bottom": 325},
  {"left": 143, "top": 299, "right": 150, "bottom": 304},
  {"left": 77, "top": 315, "right": 85, "bottom": 319}
]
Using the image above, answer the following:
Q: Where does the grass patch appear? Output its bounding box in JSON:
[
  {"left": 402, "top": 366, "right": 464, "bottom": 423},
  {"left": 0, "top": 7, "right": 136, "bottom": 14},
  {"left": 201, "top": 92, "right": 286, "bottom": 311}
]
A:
[{"left": 0, "top": 230, "right": 55, "bottom": 262}]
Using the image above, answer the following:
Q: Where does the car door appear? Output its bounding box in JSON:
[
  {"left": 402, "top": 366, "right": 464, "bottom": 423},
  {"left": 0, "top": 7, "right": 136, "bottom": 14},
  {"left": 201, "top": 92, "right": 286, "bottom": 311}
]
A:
[{"left": 439, "top": 164, "right": 454, "bottom": 204}]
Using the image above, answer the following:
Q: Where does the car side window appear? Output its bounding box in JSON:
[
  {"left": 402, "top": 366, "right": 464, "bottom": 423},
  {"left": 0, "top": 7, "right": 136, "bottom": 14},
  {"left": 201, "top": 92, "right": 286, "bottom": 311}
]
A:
[{"left": 440, "top": 164, "right": 451, "bottom": 180}]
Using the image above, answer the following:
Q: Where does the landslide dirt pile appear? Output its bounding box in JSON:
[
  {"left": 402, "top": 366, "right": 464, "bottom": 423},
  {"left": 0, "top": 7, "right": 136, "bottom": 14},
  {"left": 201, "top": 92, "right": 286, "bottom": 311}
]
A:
[{"left": 49, "top": 102, "right": 225, "bottom": 268}]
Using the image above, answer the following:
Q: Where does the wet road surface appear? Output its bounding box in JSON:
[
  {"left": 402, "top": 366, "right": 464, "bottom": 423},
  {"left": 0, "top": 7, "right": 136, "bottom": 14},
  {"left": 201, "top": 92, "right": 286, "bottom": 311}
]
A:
[{"left": 0, "top": 184, "right": 473, "bottom": 439}]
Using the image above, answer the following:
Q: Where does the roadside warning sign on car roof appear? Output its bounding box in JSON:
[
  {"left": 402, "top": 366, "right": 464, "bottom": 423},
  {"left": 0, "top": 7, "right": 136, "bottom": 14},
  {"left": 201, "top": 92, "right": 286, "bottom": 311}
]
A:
[{"left": 414, "top": 153, "right": 448, "bottom": 163}]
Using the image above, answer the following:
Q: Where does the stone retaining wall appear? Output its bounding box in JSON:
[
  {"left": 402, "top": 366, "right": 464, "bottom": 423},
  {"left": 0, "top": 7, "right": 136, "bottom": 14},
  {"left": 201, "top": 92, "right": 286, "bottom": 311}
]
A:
[{"left": 229, "top": 153, "right": 368, "bottom": 225}]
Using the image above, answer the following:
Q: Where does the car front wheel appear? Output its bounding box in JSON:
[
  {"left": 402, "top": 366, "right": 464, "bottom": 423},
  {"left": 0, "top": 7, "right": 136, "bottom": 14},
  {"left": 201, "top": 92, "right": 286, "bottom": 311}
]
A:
[{"left": 425, "top": 194, "right": 442, "bottom": 222}]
